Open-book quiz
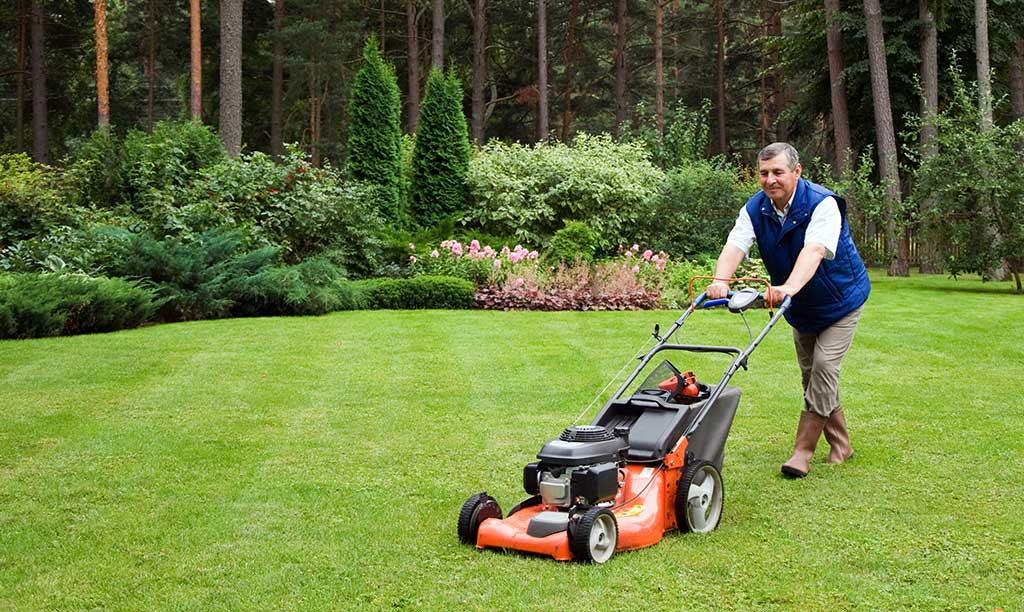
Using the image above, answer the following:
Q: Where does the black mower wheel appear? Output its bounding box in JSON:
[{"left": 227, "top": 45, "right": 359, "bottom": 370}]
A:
[
  {"left": 675, "top": 460, "right": 724, "bottom": 534},
  {"left": 570, "top": 507, "right": 618, "bottom": 564},
  {"left": 457, "top": 492, "right": 502, "bottom": 544}
]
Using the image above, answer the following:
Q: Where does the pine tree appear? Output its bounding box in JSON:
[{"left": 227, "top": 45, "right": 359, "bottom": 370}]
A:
[
  {"left": 410, "top": 69, "right": 471, "bottom": 226},
  {"left": 348, "top": 35, "right": 402, "bottom": 219}
]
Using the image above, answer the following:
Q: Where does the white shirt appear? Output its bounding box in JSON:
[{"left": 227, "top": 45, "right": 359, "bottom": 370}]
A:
[{"left": 725, "top": 194, "right": 841, "bottom": 260}]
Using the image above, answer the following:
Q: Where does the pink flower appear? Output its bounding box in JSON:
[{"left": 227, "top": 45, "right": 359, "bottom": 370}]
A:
[
  {"left": 501, "top": 245, "right": 511, "bottom": 256},
  {"left": 632, "top": 264, "right": 640, "bottom": 273},
  {"left": 451, "top": 242, "right": 463, "bottom": 256},
  {"left": 632, "top": 243, "right": 639, "bottom": 252},
  {"left": 509, "top": 252, "right": 523, "bottom": 264},
  {"left": 624, "top": 251, "right": 633, "bottom": 258},
  {"left": 642, "top": 249, "right": 653, "bottom": 261},
  {"left": 528, "top": 250, "right": 539, "bottom": 260},
  {"left": 514, "top": 277, "right": 525, "bottom": 287},
  {"left": 409, "top": 255, "right": 417, "bottom": 263},
  {"left": 493, "top": 259, "right": 502, "bottom": 268},
  {"left": 483, "top": 245, "right": 495, "bottom": 256},
  {"left": 430, "top": 249, "right": 440, "bottom": 258},
  {"left": 469, "top": 239, "right": 480, "bottom": 252}
]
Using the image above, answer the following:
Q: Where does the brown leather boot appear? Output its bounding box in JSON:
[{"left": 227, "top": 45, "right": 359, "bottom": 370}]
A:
[
  {"left": 824, "top": 407, "right": 854, "bottom": 464},
  {"left": 781, "top": 411, "right": 827, "bottom": 478}
]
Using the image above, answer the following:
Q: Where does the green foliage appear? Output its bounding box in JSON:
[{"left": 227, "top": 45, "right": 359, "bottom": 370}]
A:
[
  {"left": 546, "top": 221, "right": 599, "bottom": 263},
  {"left": 225, "top": 257, "right": 360, "bottom": 317},
  {"left": 172, "top": 148, "right": 387, "bottom": 272},
  {"left": 104, "top": 229, "right": 280, "bottom": 322},
  {"left": 410, "top": 70, "right": 471, "bottom": 226},
  {"left": 362, "top": 275, "right": 475, "bottom": 309},
  {"left": 629, "top": 100, "right": 713, "bottom": 169},
  {"left": 465, "top": 133, "right": 664, "bottom": 250},
  {"left": 0, "top": 272, "right": 159, "bottom": 339},
  {"left": 64, "top": 122, "right": 226, "bottom": 213},
  {"left": 909, "top": 62, "right": 1024, "bottom": 288},
  {"left": 824, "top": 148, "right": 893, "bottom": 265},
  {"left": 347, "top": 36, "right": 403, "bottom": 219},
  {"left": 638, "top": 159, "right": 751, "bottom": 259},
  {"left": 0, "top": 154, "right": 75, "bottom": 249}
]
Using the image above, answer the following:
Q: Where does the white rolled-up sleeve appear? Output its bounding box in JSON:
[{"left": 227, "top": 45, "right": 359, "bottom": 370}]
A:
[
  {"left": 804, "top": 197, "right": 841, "bottom": 260},
  {"left": 725, "top": 207, "right": 756, "bottom": 256}
]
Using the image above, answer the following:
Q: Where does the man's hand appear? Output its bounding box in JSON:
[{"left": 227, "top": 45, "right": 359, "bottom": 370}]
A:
[
  {"left": 707, "top": 281, "right": 730, "bottom": 299},
  {"left": 767, "top": 285, "right": 792, "bottom": 305}
]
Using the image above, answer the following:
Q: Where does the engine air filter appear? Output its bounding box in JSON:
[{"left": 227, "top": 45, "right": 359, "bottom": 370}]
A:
[{"left": 559, "top": 425, "right": 614, "bottom": 443}]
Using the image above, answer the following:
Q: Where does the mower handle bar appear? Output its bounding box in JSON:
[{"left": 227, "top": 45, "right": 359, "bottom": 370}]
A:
[{"left": 606, "top": 289, "right": 791, "bottom": 445}]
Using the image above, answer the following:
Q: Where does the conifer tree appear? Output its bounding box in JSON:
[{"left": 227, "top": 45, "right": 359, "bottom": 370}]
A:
[
  {"left": 348, "top": 35, "right": 402, "bottom": 218},
  {"left": 410, "top": 69, "right": 471, "bottom": 226}
]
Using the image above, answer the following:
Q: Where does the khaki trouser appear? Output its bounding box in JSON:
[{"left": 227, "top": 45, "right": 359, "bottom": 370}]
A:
[{"left": 792, "top": 306, "right": 863, "bottom": 418}]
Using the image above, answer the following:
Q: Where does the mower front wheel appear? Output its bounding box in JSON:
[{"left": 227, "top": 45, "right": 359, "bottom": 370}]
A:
[
  {"left": 570, "top": 507, "right": 618, "bottom": 564},
  {"left": 458, "top": 492, "right": 502, "bottom": 544},
  {"left": 675, "top": 460, "right": 724, "bottom": 534}
]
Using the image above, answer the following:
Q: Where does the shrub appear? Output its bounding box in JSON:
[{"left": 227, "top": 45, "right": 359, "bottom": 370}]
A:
[
  {"left": 546, "top": 221, "right": 599, "bottom": 264},
  {"left": 638, "top": 159, "right": 753, "bottom": 259},
  {"left": 0, "top": 272, "right": 159, "bottom": 339},
  {"left": 170, "top": 148, "right": 386, "bottom": 271},
  {"left": 347, "top": 36, "right": 402, "bottom": 219},
  {"left": 226, "top": 258, "right": 360, "bottom": 316},
  {"left": 363, "top": 275, "right": 475, "bottom": 309},
  {"left": 64, "top": 122, "right": 225, "bottom": 215},
  {"left": 475, "top": 259, "right": 659, "bottom": 311},
  {"left": 410, "top": 239, "right": 539, "bottom": 286},
  {"left": 104, "top": 229, "right": 279, "bottom": 322},
  {"left": 410, "top": 70, "right": 471, "bottom": 226},
  {"left": 465, "top": 133, "right": 664, "bottom": 250},
  {"left": 0, "top": 154, "right": 75, "bottom": 249},
  {"left": 63, "top": 127, "right": 124, "bottom": 210}
]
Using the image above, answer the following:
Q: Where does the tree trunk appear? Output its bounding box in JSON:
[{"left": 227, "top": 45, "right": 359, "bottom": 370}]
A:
[
  {"left": 612, "top": 0, "right": 628, "bottom": 137},
  {"left": 379, "top": 0, "right": 386, "bottom": 52},
  {"left": 470, "top": 0, "right": 487, "bottom": 146},
  {"left": 825, "top": 0, "right": 851, "bottom": 176},
  {"left": 95, "top": 0, "right": 109, "bottom": 127},
  {"left": 559, "top": 0, "right": 580, "bottom": 142},
  {"left": 1010, "top": 38, "right": 1024, "bottom": 121},
  {"left": 431, "top": 0, "right": 444, "bottom": 70},
  {"left": 146, "top": 0, "right": 157, "bottom": 132},
  {"left": 190, "top": 0, "right": 202, "bottom": 121},
  {"left": 976, "top": 0, "right": 992, "bottom": 132},
  {"left": 765, "top": 0, "right": 786, "bottom": 142},
  {"left": 30, "top": 0, "right": 47, "bottom": 163},
  {"left": 220, "top": 0, "right": 243, "bottom": 157},
  {"left": 654, "top": 0, "right": 664, "bottom": 139},
  {"left": 406, "top": 0, "right": 421, "bottom": 133},
  {"left": 918, "top": 0, "right": 941, "bottom": 273},
  {"left": 15, "top": 0, "right": 27, "bottom": 152},
  {"left": 714, "top": 0, "right": 727, "bottom": 154},
  {"left": 537, "top": 0, "right": 549, "bottom": 141},
  {"left": 863, "top": 0, "right": 906, "bottom": 276},
  {"left": 271, "top": 0, "right": 284, "bottom": 157}
]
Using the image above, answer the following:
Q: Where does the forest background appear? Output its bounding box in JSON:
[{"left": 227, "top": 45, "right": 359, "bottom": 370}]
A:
[{"left": 1, "top": 0, "right": 1024, "bottom": 340}]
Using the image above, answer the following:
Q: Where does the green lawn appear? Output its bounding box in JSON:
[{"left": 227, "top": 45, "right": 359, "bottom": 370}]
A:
[{"left": 2, "top": 272, "right": 1022, "bottom": 611}]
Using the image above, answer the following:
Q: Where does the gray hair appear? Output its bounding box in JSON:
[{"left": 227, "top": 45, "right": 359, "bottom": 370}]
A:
[{"left": 758, "top": 142, "right": 799, "bottom": 170}]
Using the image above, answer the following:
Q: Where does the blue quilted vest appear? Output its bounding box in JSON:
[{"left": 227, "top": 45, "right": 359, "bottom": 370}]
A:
[{"left": 745, "top": 178, "right": 870, "bottom": 333}]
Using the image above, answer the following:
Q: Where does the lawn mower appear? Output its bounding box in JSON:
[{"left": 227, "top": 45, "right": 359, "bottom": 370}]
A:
[{"left": 457, "top": 282, "right": 792, "bottom": 563}]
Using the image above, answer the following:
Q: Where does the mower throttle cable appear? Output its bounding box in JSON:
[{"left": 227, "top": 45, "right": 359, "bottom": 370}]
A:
[{"left": 572, "top": 333, "right": 657, "bottom": 425}]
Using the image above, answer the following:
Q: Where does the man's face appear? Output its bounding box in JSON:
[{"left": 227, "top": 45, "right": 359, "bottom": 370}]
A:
[{"left": 758, "top": 154, "right": 802, "bottom": 208}]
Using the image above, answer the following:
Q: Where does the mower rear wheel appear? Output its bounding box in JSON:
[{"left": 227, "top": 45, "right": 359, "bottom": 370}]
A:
[
  {"left": 570, "top": 507, "right": 618, "bottom": 564},
  {"left": 675, "top": 461, "right": 724, "bottom": 534},
  {"left": 458, "top": 492, "right": 502, "bottom": 544}
]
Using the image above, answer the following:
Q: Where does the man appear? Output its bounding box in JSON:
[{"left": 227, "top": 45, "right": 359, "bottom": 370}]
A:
[{"left": 707, "top": 142, "right": 870, "bottom": 478}]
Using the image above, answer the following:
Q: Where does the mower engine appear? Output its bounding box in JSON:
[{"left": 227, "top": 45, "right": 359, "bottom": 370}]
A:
[{"left": 524, "top": 425, "right": 629, "bottom": 508}]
